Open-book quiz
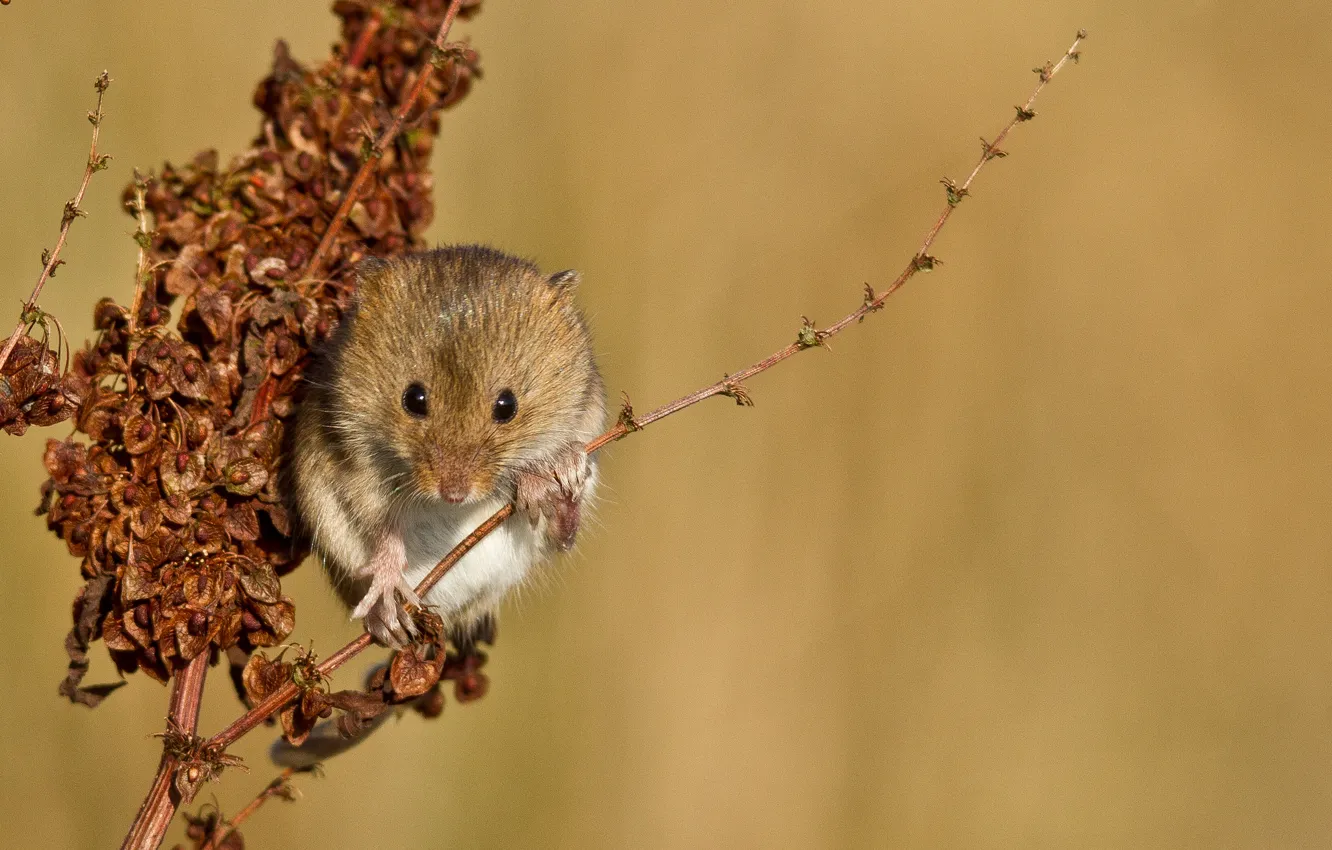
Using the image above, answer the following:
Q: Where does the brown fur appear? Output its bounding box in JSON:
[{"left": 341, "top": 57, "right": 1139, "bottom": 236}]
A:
[{"left": 291, "top": 245, "right": 605, "bottom": 613}]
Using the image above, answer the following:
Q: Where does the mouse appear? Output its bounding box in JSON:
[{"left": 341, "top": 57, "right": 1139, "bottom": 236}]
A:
[{"left": 290, "top": 245, "right": 606, "bottom": 647}]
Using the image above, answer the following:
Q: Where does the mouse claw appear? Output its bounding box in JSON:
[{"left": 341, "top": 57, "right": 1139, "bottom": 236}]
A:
[
  {"left": 553, "top": 448, "right": 591, "bottom": 500},
  {"left": 359, "top": 605, "right": 396, "bottom": 648},
  {"left": 359, "top": 594, "right": 417, "bottom": 648},
  {"left": 352, "top": 560, "right": 420, "bottom": 648},
  {"left": 515, "top": 444, "right": 592, "bottom": 551},
  {"left": 397, "top": 577, "right": 422, "bottom": 611}
]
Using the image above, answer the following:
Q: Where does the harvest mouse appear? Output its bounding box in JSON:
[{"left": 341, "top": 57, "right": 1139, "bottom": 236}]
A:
[{"left": 290, "top": 245, "right": 606, "bottom": 647}]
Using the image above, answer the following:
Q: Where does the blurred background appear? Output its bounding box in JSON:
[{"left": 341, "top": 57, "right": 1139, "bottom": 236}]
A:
[{"left": 2, "top": 1, "right": 1331, "bottom": 847}]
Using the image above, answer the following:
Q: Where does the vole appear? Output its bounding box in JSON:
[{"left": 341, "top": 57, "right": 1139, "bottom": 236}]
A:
[{"left": 291, "top": 245, "right": 606, "bottom": 647}]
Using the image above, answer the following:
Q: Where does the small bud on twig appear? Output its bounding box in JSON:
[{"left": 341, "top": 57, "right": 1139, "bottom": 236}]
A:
[
  {"left": 979, "top": 137, "right": 1007, "bottom": 161},
  {"left": 941, "top": 177, "right": 968, "bottom": 207},
  {"left": 617, "top": 392, "right": 641, "bottom": 431},
  {"left": 719, "top": 376, "right": 755, "bottom": 407},
  {"left": 912, "top": 254, "right": 942, "bottom": 273},
  {"left": 859, "top": 283, "right": 884, "bottom": 321},
  {"left": 796, "top": 316, "right": 830, "bottom": 350}
]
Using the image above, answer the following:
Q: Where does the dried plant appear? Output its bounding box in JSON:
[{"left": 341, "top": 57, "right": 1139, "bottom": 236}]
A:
[{"left": 0, "top": 1, "right": 1085, "bottom": 846}]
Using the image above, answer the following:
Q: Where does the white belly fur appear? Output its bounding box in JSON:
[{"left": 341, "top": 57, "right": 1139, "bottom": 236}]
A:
[{"left": 398, "top": 497, "right": 542, "bottom": 619}]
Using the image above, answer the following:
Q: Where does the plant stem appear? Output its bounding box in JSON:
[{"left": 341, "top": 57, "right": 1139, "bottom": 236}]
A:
[
  {"left": 200, "top": 29, "right": 1088, "bottom": 761},
  {"left": 304, "top": 0, "right": 466, "bottom": 283},
  {"left": 0, "top": 72, "right": 112, "bottom": 374},
  {"left": 198, "top": 767, "right": 298, "bottom": 850},
  {"left": 120, "top": 652, "right": 209, "bottom": 850}
]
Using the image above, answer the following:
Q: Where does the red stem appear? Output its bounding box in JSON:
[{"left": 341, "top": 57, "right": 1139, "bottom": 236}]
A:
[
  {"left": 0, "top": 73, "right": 111, "bottom": 374},
  {"left": 198, "top": 767, "right": 298, "bottom": 850},
  {"left": 201, "top": 25, "right": 1087, "bottom": 781},
  {"left": 120, "top": 653, "right": 210, "bottom": 850},
  {"left": 346, "top": 11, "right": 383, "bottom": 69},
  {"left": 304, "top": 0, "right": 465, "bottom": 283}
]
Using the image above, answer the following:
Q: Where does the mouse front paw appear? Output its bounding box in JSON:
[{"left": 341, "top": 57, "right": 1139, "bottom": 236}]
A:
[
  {"left": 352, "top": 536, "right": 421, "bottom": 647},
  {"left": 515, "top": 444, "right": 591, "bottom": 551},
  {"left": 356, "top": 585, "right": 418, "bottom": 648}
]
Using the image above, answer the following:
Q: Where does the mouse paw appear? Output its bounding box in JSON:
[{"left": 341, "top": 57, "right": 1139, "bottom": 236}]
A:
[
  {"left": 516, "top": 444, "right": 591, "bottom": 551},
  {"left": 356, "top": 587, "right": 420, "bottom": 648},
  {"left": 352, "top": 536, "right": 421, "bottom": 647}
]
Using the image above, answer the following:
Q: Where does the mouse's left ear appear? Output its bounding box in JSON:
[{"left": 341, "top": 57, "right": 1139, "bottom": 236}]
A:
[{"left": 547, "top": 269, "right": 581, "bottom": 290}]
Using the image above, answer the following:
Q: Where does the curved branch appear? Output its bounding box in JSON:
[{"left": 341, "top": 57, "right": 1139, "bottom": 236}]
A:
[
  {"left": 303, "top": 0, "right": 467, "bottom": 282},
  {"left": 201, "top": 29, "right": 1088, "bottom": 758},
  {"left": 0, "top": 72, "right": 112, "bottom": 374}
]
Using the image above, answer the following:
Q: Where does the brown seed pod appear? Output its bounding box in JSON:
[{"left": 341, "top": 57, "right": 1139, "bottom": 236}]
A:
[{"left": 44, "top": 1, "right": 486, "bottom": 707}]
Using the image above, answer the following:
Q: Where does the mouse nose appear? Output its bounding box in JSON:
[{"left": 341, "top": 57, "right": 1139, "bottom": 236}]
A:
[
  {"left": 440, "top": 484, "right": 469, "bottom": 504},
  {"left": 434, "top": 455, "right": 475, "bottom": 504}
]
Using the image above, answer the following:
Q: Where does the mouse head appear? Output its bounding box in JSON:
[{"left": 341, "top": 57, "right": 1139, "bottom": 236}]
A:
[{"left": 326, "top": 246, "right": 603, "bottom": 505}]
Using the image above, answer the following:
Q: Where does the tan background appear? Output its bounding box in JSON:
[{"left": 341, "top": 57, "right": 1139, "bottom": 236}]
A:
[{"left": 2, "top": 1, "right": 1330, "bottom": 848}]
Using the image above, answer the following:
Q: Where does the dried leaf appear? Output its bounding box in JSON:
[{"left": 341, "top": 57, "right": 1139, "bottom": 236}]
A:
[
  {"left": 159, "top": 448, "right": 205, "bottom": 497},
  {"left": 388, "top": 644, "right": 445, "bottom": 699},
  {"left": 219, "top": 503, "right": 258, "bottom": 543},
  {"left": 164, "top": 244, "right": 207, "bottom": 297},
  {"left": 169, "top": 356, "right": 211, "bottom": 399},
  {"left": 246, "top": 598, "right": 295, "bottom": 645},
  {"left": 122, "top": 413, "right": 158, "bottom": 455},
  {"left": 120, "top": 565, "right": 161, "bottom": 602},
  {"left": 279, "top": 702, "right": 317, "bottom": 747},
  {"left": 58, "top": 574, "right": 126, "bottom": 707},
  {"left": 238, "top": 560, "right": 281, "bottom": 604},
  {"left": 175, "top": 616, "right": 214, "bottom": 661},
  {"left": 223, "top": 457, "right": 268, "bottom": 497},
  {"left": 241, "top": 651, "right": 291, "bottom": 704},
  {"left": 192, "top": 287, "right": 233, "bottom": 341},
  {"left": 326, "top": 689, "right": 389, "bottom": 738},
  {"left": 131, "top": 502, "right": 164, "bottom": 539}
]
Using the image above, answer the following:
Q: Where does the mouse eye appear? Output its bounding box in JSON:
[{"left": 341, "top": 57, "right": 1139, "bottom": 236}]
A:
[
  {"left": 492, "top": 388, "right": 518, "bottom": 424},
  {"left": 402, "top": 383, "right": 429, "bottom": 418}
]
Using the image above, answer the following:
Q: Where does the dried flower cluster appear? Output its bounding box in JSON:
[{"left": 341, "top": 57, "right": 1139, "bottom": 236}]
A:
[
  {"left": 37, "top": 0, "right": 485, "bottom": 706},
  {"left": 241, "top": 610, "right": 490, "bottom": 748},
  {"left": 0, "top": 333, "right": 84, "bottom": 435},
  {"left": 1, "top": 0, "right": 1086, "bottom": 840}
]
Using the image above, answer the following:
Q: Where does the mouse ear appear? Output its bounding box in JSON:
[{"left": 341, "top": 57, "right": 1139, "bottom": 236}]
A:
[
  {"left": 349, "top": 257, "right": 391, "bottom": 304},
  {"left": 547, "top": 269, "right": 581, "bottom": 289},
  {"left": 355, "top": 257, "right": 391, "bottom": 279}
]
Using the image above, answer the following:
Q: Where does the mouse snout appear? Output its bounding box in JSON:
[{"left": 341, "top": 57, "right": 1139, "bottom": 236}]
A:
[
  {"left": 437, "top": 468, "right": 471, "bottom": 503},
  {"left": 432, "top": 448, "right": 480, "bottom": 504},
  {"left": 440, "top": 483, "right": 469, "bottom": 504}
]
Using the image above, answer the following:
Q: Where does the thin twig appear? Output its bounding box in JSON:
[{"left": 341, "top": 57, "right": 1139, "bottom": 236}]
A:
[
  {"left": 0, "top": 72, "right": 112, "bottom": 374},
  {"left": 201, "top": 30, "right": 1087, "bottom": 759},
  {"left": 198, "top": 767, "right": 300, "bottom": 850},
  {"left": 207, "top": 506, "right": 509, "bottom": 749},
  {"left": 304, "top": 0, "right": 465, "bottom": 282},
  {"left": 346, "top": 8, "right": 384, "bottom": 69},
  {"left": 121, "top": 653, "right": 210, "bottom": 850},
  {"left": 123, "top": 171, "right": 153, "bottom": 391},
  {"left": 593, "top": 29, "right": 1088, "bottom": 450},
  {"left": 128, "top": 171, "right": 151, "bottom": 334}
]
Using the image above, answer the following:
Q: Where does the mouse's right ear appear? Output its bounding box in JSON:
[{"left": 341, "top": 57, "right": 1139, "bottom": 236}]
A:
[
  {"left": 350, "top": 257, "right": 392, "bottom": 303},
  {"left": 355, "top": 256, "right": 391, "bottom": 280}
]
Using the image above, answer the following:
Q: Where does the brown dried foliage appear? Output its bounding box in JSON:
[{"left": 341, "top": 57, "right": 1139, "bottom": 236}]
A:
[
  {"left": 1, "top": 4, "right": 1086, "bottom": 841},
  {"left": 38, "top": 0, "right": 486, "bottom": 706},
  {"left": 1, "top": 333, "right": 85, "bottom": 435},
  {"left": 239, "top": 609, "right": 489, "bottom": 750}
]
